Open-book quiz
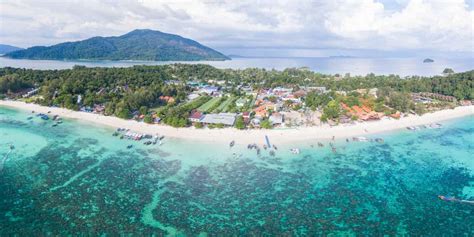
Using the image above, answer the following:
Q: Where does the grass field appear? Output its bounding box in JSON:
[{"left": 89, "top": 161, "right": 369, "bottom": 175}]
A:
[
  {"left": 213, "top": 96, "right": 234, "bottom": 112},
  {"left": 148, "top": 96, "right": 210, "bottom": 114},
  {"left": 197, "top": 97, "right": 221, "bottom": 112},
  {"left": 243, "top": 95, "right": 257, "bottom": 112}
]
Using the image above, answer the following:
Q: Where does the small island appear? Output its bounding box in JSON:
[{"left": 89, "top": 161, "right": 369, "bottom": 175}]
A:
[
  {"left": 3, "top": 29, "right": 229, "bottom": 61},
  {"left": 423, "top": 58, "right": 434, "bottom": 63}
]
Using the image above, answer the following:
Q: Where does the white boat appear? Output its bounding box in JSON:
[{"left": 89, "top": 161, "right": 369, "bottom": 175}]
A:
[
  {"left": 429, "top": 123, "right": 442, "bottom": 129},
  {"left": 290, "top": 148, "right": 300, "bottom": 154},
  {"left": 352, "top": 136, "right": 369, "bottom": 142}
]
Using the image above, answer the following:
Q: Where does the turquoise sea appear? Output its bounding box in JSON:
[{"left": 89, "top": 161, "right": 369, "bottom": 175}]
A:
[{"left": 0, "top": 106, "right": 473, "bottom": 235}]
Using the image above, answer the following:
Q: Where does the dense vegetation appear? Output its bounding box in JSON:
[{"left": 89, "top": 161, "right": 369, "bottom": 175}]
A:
[
  {"left": 4, "top": 29, "right": 229, "bottom": 61},
  {"left": 0, "top": 64, "right": 472, "bottom": 127}
]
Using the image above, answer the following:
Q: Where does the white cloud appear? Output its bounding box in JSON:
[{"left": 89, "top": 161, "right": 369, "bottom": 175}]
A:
[
  {"left": 324, "top": 0, "right": 474, "bottom": 51},
  {"left": 0, "top": 0, "right": 472, "bottom": 55}
]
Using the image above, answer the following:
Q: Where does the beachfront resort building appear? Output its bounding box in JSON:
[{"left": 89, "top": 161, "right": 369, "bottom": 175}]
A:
[
  {"left": 200, "top": 113, "right": 237, "bottom": 126},
  {"left": 411, "top": 94, "right": 433, "bottom": 104},
  {"left": 341, "top": 103, "right": 382, "bottom": 121},
  {"left": 188, "top": 110, "right": 204, "bottom": 123},
  {"left": 251, "top": 117, "right": 262, "bottom": 127},
  {"left": 22, "top": 88, "right": 40, "bottom": 98},
  {"left": 269, "top": 112, "right": 284, "bottom": 125},
  {"left": 414, "top": 92, "right": 457, "bottom": 102}
]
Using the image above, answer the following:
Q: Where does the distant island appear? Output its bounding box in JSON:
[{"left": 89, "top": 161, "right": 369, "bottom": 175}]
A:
[
  {"left": 423, "top": 58, "right": 434, "bottom": 63},
  {"left": 3, "top": 29, "right": 229, "bottom": 61},
  {"left": 0, "top": 44, "right": 23, "bottom": 55}
]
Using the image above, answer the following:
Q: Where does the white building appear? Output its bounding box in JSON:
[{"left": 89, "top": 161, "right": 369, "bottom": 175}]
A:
[
  {"left": 269, "top": 113, "right": 284, "bottom": 125},
  {"left": 200, "top": 86, "right": 219, "bottom": 95},
  {"left": 187, "top": 93, "right": 200, "bottom": 101},
  {"left": 201, "top": 113, "right": 237, "bottom": 126},
  {"left": 235, "top": 98, "right": 247, "bottom": 107},
  {"left": 22, "top": 88, "right": 39, "bottom": 98}
]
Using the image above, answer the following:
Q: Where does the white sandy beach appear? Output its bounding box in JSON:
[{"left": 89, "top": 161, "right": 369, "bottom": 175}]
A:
[{"left": 1, "top": 100, "right": 473, "bottom": 145}]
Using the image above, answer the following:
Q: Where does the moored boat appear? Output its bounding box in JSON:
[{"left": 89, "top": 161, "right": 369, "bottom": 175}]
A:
[
  {"left": 429, "top": 123, "right": 442, "bottom": 129},
  {"left": 352, "top": 136, "right": 369, "bottom": 142},
  {"left": 290, "top": 148, "right": 300, "bottom": 154}
]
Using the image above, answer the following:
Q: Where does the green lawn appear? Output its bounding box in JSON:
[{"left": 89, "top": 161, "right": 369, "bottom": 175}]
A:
[
  {"left": 243, "top": 95, "right": 256, "bottom": 112},
  {"left": 182, "top": 96, "right": 210, "bottom": 110},
  {"left": 197, "top": 97, "right": 221, "bottom": 112},
  {"left": 214, "top": 96, "right": 234, "bottom": 112},
  {"left": 150, "top": 96, "right": 211, "bottom": 114},
  {"left": 223, "top": 97, "right": 238, "bottom": 112}
]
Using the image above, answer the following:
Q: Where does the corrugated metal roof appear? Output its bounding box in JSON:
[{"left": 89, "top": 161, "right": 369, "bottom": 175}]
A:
[{"left": 201, "top": 113, "right": 236, "bottom": 126}]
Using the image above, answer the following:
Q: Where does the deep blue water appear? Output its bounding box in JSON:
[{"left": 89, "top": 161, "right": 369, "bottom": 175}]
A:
[
  {"left": 1, "top": 56, "right": 473, "bottom": 76},
  {"left": 0, "top": 107, "right": 473, "bottom": 235}
]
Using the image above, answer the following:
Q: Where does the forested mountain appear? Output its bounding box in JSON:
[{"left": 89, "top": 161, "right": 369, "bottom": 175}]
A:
[
  {"left": 3, "top": 30, "right": 229, "bottom": 61},
  {"left": 0, "top": 44, "right": 23, "bottom": 54}
]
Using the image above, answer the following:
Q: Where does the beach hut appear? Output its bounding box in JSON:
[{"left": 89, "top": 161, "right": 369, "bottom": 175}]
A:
[
  {"left": 188, "top": 110, "right": 204, "bottom": 123},
  {"left": 269, "top": 112, "right": 284, "bottom": 125}
]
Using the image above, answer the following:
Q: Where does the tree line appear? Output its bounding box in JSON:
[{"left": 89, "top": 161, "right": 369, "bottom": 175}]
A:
[{"left": 0, "top": 64, "right": 472, "bottom": 126}]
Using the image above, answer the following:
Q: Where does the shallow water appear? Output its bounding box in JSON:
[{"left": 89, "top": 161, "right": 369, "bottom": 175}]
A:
[{"left": 0, "top": 106, "right": 473, "bottom": 235}]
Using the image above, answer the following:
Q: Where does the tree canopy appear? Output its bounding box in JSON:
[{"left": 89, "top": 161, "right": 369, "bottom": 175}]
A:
[{"left": 0, "top": 64, "right": 472, "bottom": 127}]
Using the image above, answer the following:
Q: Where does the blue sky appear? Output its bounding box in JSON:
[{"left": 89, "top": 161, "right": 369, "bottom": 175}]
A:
[{"left": 1, "top": 0, "right": 473, "bottom": 58}]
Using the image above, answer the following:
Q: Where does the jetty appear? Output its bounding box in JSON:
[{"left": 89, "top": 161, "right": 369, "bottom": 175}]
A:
[{"left": 265, "top": 135, "right": 271, "bottom": 148}]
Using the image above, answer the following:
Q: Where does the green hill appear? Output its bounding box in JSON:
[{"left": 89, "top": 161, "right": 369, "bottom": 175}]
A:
[
  {"left": 4, "top": 29, "right": 229, "bottom": 61},
  {"left": 0, "top": 44, "right": 23, "bottom": 54}
]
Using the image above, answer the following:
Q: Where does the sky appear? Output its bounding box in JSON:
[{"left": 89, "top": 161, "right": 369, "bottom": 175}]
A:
[{"left": 0, "top": 0, "right": 473, "bottom": 58}]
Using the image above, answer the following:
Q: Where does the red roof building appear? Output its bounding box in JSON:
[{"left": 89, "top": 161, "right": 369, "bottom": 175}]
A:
[
  {"left": 159, "top": 96, "right": 175, "bottom": 104},
  {"left": 188, "top": 110, "right": 204, "bottom": 123}
]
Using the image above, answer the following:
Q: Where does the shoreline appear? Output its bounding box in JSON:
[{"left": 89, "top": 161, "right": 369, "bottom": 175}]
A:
[{"left": 1, "top": 100, "right": 473, "bottom": 145}]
